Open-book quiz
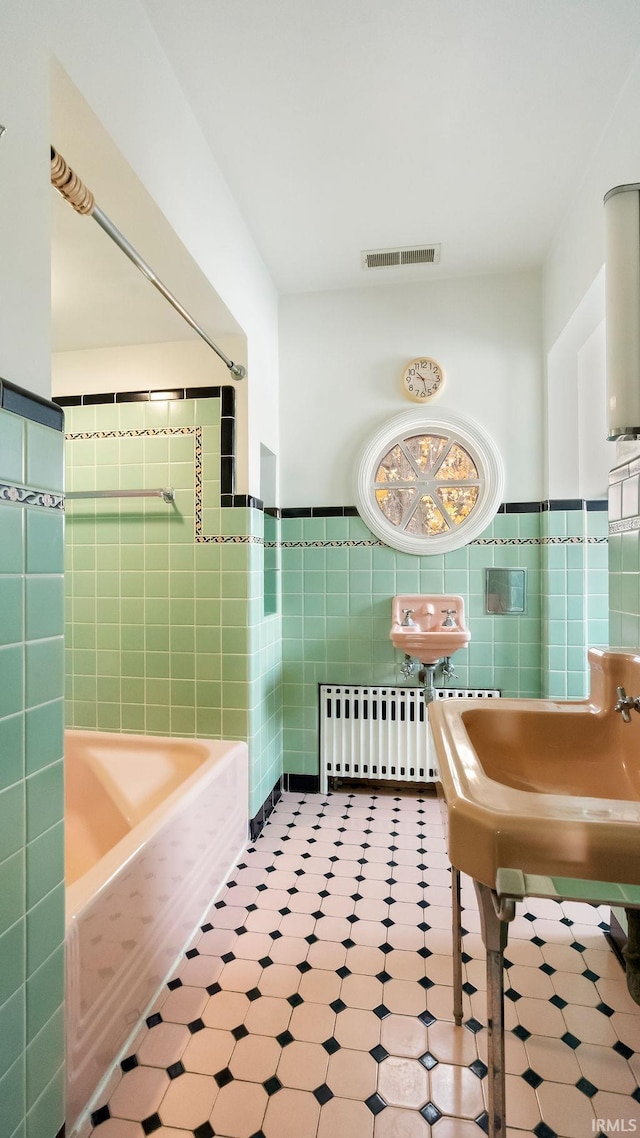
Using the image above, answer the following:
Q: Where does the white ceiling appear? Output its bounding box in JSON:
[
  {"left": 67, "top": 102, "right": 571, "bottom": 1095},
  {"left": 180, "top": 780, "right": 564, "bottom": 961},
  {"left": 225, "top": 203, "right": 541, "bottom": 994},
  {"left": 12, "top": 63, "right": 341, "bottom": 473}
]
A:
[{"left": 139, "top": 0, "right": 640, "bottom": 294}]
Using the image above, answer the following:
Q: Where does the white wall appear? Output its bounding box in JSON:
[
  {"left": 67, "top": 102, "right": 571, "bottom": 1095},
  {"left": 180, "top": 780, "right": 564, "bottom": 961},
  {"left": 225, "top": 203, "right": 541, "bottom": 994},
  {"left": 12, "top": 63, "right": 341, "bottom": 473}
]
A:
[
  {"left": 279, "top": 270, "right": 543, "bottom": 507},
  {"left": 1, "top": 0, "right": 279, "bottom": 494},
  {"left": 544, "top": 49, "right": 640, "bottom": 353}
]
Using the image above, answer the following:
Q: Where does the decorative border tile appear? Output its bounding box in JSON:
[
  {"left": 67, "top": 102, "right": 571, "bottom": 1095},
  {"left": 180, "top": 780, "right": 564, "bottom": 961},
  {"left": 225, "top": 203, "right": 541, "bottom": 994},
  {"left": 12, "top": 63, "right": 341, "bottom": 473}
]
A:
[
  {"left": 274, "top": 535, "right": 608, "bottom": 550},
  {"left": 0, "top": 482, "right": 64, "bottom": 510},
  {"left": 609, "top": 517, "right": 640, "bottom": 534}
]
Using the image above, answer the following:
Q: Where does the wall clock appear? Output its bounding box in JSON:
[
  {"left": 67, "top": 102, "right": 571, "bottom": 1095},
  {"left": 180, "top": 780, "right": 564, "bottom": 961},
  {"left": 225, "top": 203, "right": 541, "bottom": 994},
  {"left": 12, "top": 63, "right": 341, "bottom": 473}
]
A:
[{"left": 401, "top": 357, "right": 445, "bottom": 402}]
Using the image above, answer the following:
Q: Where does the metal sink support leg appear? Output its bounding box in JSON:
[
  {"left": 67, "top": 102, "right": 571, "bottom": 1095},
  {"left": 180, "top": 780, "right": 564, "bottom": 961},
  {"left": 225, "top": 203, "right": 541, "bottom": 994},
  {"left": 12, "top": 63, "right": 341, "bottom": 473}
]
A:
[
  {"left": 474, "top": 880, "right": 515, "bottom": 1138},
  {"left": 451, "top": 866, "right": 463, "bottom": 1026}
]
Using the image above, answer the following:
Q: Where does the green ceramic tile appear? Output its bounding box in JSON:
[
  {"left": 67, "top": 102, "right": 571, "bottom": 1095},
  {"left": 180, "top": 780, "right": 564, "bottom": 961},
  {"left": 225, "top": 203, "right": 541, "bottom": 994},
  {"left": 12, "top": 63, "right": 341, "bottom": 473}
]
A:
[
  {"left": 0, "top": 577, "right": 23, "bottom": 647},
  {"left": 0, "top": 646, "right": 23, "bottom": 720},
  {"left": 0, "top": 1056, "right": 25, "bottom": 1138},
  {"left": 25, "top": 944, "right": 63, "bottom": 1046},
  {"left": 26, "top": 882, "right": 64, "bottom": 978},
  {"left": 25, "top": 424, "right": 63, "bottom": 495},
  {"left": 0, "top": 713, "right": 23, "bottom": 792},
  {"left": 25, "top": 763, "right": 63, "bottom": 844},
  {"left": 0, "top": 919, "right": 25, "bottom": 1008},
  {"left": 0, "top": 849, "right": 24, "bottom": 937},
  {"left": 25, "top": 512, "right": 63, "bottom": 575},
  {"left": 26, "top": 822, "right": 63, "bottom": 911},
  {"left": 0, "top": 507, "right": 24, "bottom": 574},
  {"left": 0, "top": 988, "right": 24, "bottom": 1083},
  {"left": 24, "top": 578, "right": 63, "bottom": 643},
  {"left": 0, "top": 410, "right": 25, "bottom": 484},
  {"left": 25, "top": 1005, "right": 63, "bottom": 1110},
  {"left": 25, "top": 640, "right": 63, "bottom": 710}
]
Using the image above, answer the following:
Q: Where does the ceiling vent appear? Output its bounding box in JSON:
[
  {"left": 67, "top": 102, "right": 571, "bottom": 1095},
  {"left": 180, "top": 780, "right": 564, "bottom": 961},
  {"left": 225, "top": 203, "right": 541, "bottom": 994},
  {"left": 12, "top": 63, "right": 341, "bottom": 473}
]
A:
[{"left": 361, "top": 243, "right": 441, "bottom": 269}]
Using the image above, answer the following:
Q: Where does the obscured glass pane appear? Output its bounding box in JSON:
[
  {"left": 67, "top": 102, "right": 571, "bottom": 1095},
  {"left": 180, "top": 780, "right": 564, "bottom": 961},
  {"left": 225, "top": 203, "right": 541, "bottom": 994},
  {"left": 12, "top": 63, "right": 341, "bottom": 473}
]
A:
[
  {"left": 406, "top": 495, "right": 448, "bottom": 535},
  {"left": 437, "top": 443, "right": 478, "bottom": 481},
  {"left": 376, "top": 487, "right": 415, "bottom": 526},
  {"left": 375, "top": 445, "right": 416, "bottom": 483},
  {"left": 438, "top": 485, "right": 479, "bottom": 524},
  {"left": 405, "top": 434, "right": 447, "bottom": 474}
]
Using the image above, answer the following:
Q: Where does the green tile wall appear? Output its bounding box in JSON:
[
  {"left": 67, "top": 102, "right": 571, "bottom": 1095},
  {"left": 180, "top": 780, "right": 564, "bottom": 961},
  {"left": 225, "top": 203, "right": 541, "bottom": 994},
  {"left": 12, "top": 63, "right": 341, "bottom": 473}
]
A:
[
  {"left": 281, "top": 508, "right": 608, "bottom": 776},
  {"left": 609, "top": 466, "right": 640, "bottom": 646},
  {"left": 0, "top": 406, "right": 65, "bottom": 1138},
  {"left": 64, "top": 398, "right": 283, "bottom": 820}
]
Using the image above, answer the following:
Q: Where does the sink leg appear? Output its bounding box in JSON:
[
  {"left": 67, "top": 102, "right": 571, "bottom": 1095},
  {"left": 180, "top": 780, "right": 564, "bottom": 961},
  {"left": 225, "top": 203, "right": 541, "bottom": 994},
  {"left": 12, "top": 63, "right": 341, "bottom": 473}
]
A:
[
  {"left": 452, "top": 865, "right": 463, "bottom": 1026},
  {"left": 474, "top": 880, "right": 512, "bottom": 1138}
]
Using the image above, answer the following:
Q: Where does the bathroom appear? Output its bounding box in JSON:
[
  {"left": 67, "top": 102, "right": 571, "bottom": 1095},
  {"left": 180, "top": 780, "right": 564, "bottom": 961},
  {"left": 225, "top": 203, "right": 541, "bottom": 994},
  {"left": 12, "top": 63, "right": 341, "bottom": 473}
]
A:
[{"left": 3, "top": 3, "right": 640, "bottom": 1137}]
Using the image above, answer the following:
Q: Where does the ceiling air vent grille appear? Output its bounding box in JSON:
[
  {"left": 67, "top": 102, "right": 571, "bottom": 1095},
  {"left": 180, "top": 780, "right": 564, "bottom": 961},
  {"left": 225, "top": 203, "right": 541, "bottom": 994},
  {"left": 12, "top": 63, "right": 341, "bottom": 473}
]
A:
[{"left": 361, "top": 243, "right": 441, "bottom": 269}]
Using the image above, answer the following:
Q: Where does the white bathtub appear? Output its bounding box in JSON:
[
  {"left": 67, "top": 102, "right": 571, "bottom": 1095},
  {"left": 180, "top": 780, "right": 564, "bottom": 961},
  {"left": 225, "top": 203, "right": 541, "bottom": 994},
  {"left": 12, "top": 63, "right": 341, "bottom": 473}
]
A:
[{"left": 65, "top": 729, "right": 248, "bottom": 1134}]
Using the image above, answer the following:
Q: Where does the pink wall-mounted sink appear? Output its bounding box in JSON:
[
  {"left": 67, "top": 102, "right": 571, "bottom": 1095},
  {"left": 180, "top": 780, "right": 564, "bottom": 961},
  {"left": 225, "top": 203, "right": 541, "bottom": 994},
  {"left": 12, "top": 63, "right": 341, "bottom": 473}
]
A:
[{"left": 390, "top": 594, "right": 471, "bottom": 664}]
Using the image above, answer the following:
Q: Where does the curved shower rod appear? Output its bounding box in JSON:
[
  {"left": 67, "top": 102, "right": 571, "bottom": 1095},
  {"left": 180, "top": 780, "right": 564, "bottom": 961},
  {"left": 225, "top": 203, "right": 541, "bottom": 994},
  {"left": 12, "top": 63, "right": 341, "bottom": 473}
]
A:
[{"left": 50, "top": 145, "right": 247, "bottom": 380}]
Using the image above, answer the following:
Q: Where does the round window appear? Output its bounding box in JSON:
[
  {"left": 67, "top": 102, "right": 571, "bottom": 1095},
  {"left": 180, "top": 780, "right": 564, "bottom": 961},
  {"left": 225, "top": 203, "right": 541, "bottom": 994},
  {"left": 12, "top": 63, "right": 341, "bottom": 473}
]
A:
[{"left": 354, "top": 410, "right": 504, "bottom": 554}]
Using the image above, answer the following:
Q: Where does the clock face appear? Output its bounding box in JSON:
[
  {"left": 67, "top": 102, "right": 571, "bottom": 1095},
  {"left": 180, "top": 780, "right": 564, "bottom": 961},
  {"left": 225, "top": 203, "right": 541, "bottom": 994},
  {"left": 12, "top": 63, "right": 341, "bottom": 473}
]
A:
[{"left": 402, "top": 357, "right": 445, "bottom": 402}]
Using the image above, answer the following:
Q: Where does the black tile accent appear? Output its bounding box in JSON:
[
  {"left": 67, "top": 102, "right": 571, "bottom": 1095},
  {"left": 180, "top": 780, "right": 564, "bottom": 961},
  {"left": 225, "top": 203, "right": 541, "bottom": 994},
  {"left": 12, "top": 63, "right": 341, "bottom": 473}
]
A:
[
  {"left": 511, "top": 1024, "right": 531, "bottom": 1042},
  {"left": 249, "top": 777, "right": 284, "bottom": 841},
  {"left": 186, "top": 386, "right": 221, "bottom": 400},
  {"left": 90, "top": 1105, "right": 111, "bottom": 1127},
  {"left": 194, "top": 1122, "right": 215, "bottom": 1138},
  {"left": 376, "top": 971, "right": 392, "bottom": 984},
  {"left": 569, "top": 940, "right": 587, "bottom": 953},
  {"left": 586, "top": 499, "right": 608, "bottom": 511},
  {"left": 539, "top": 962, "right": 556, "bottom": 976},
  {"left": 55, "top": 394, "right": 82, "bottom": 407},
  {"left": 596, "top": 1001, "right": 615, "bottom": 1017},
  {"left": 533, "top": 1123, "right": 559, "bottom": 1138},
  {"left": 531, "top": 936, "right": 545, "bottom": 947},
  {"left": 420, "top": 1051, "right": 439, "bottom": 1071},
  {"left": 365, "top": 1093, "right": 387, "bottom": 1116},
  {"left": 297, "top": 960, "right": 312, "bottom": 974},
  {"left": 561, "top": 1032, "right": 581, "bottom": 1050},
  {"left": 576, "top": 1076, "right": 598, "bottom": 1098},
  {"left": 370, "top": 1044, "right": 389, "bottom": 1063},
  {"left": 522, "top": 1067, "right": 543, "bottom": 1089},
  {"left": 221, "top": 416, "right": 235, "bottom": 457},
  {"left": 464, "top": 1018, "right": 483, "bottom": 1034},
  {"left": 336, "top": 965, "right": 351, "bottom": 979},
  {"left": 549, "top": 994, "right": 567, "bottom": 1010},
  {"left": 221, "top": 385, "right": 236, "bottom": 417},
  {"left": 277, "top": 1029, "right": 294, "bottom": 1047},
  {"left": 613, "top": 1040, "right": 634, "bottom": 1060},
  {"left": 188, "top": 1018, "right": 206, "bottom": 1033},
  {"left": 214, "top": 1067, "right": 234, "bottom": 1087},
  {"left": 146, "top": 1013, "right": 163, "bottom": 1028},
  {"left": 420, "top": 1102, "right": 442, "bottom": 1125},
  {"left": 220, "top": 456, "right": 235, "bottom": 496},
  {"left": 288, "top": 993, "right": 304, "bottom": 1007},
  {"left": 330, "top": 998, "right": 347, "bottom": 1014},
  {"left": 419, "top": 1010, "right": 436, "bottom": 1028},
  {"left": 313, "top": 1083, "right": 334, "bottom": 1105},
  {"left": 120, "top": 1054, "right": 139, "bottom": 1072},
  {"left": 167, "top": 978, "right": 182, "bottom": 991},
  {"left": 2, "top": 377, "right": 65, "bottom": 431},
  {"left": 232, "top": 1024, "right": 249, "bottom": 1041},
  {"left": 115, "top": 389, "right": 150, "bottom": 402},
  {"left": 141, "top": 1115, "right": 163, "bottom": 1135},
  {"left": 462, "top": 981, "right": 477, "bottom": 996},
  {"left": 185, "top": 948, "right": 200, "bottom": 959},
  {"left": 322, "top": 1036, "right": 341, "bottom": 1054},
  {"left": 632, "top": 1087, "right": 640, "bottom": 1104},
  {"left": 258, "top": 956, "right": 274, "bottom": 969},
  {"left": 167, "top": 1061, "right": 185, "bottom": 1079},
  {"left": 286, "top": 773, "right": 321, "bottom": 794},
  {"left": 499, "top": 501, "right": 542, "bottom": 514},
  {"left": 247, "top": 988, "right": 261, "bottom": 1001},
  {"left": 475, "top": 1111, "right": 489, "bottom": 1133}
]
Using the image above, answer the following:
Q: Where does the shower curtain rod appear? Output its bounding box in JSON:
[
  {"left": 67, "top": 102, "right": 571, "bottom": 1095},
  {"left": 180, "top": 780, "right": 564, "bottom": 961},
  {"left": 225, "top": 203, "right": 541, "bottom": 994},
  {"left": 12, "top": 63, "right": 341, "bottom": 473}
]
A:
[{"left": 50, "top": 146, "right": 246, "bottom": 380}]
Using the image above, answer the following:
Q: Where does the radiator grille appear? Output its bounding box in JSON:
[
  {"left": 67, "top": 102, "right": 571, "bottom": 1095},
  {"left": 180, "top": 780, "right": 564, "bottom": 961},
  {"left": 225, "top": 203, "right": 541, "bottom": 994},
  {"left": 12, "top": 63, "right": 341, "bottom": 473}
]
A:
[{"left": 319, "top": 684, "right": 500, "bottom": 793}]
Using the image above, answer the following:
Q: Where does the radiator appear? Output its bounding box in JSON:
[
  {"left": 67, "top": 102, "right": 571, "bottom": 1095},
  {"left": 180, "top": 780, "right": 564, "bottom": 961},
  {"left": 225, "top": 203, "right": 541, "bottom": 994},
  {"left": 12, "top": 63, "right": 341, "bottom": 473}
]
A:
[{"left": 319, "top": 684, "right": 500, "bottom": 793}]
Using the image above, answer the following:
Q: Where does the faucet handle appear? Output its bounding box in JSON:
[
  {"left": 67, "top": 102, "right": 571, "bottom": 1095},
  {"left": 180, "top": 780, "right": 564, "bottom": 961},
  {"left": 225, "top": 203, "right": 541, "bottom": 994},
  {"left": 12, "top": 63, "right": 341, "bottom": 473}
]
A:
[
  {"left": 615, "top": 686, "right": 632, "bottom": 723},
  {"left": 401, "top": 608, "right": 416, "bottom": 626}
]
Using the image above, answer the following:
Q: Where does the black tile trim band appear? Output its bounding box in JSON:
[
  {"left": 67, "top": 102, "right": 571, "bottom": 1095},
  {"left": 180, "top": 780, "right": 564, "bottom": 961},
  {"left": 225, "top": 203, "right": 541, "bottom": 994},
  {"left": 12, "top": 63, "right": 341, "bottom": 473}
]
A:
[
  {"left": 277, "top": 500, "right": 607, "bottom": 519},
  {"left": 285, "top": 773, "right": 321, "bottom": 794},
  {"left": 1, "top": 376, "right": 64, "bottom": 432},
  {"left": 249, "top": 777, "right": 283, "bottom": 841}
]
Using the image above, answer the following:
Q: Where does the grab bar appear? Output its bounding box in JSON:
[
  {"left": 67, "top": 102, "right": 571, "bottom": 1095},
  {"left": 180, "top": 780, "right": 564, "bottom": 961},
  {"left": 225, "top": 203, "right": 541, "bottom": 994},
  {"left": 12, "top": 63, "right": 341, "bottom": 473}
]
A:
[{"left": 66, "top": 487, "right": 175, "bottom": 503}]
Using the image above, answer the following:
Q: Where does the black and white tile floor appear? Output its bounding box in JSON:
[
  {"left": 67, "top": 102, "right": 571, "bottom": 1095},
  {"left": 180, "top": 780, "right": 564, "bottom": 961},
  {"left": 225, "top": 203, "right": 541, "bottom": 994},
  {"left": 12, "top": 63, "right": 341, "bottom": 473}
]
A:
[{"left": 87, "top": 789, "right": 640, "bottom": 1138}]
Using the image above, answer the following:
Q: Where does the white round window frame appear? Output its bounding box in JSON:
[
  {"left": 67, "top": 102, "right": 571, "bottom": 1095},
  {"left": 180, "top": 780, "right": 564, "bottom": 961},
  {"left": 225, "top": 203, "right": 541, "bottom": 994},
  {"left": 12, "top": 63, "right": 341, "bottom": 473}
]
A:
[{"left": 354, "top": 409, "right": 504, "bottom": 555}]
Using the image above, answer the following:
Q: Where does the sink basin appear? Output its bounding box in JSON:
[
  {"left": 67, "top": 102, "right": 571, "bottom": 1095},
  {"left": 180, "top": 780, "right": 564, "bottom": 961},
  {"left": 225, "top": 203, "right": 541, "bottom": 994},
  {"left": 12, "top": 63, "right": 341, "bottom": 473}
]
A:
[
  {"left": 428, "top": 647, "right": 640, "bottom": 889},
  {"left": 390, "top": 594, "right": 470, "bottom": 663}
]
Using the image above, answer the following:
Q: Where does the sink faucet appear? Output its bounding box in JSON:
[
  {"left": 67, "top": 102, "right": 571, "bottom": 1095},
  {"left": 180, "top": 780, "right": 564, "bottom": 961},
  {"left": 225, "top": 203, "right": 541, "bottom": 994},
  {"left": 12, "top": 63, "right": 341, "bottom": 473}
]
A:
[
  {"left": 615, "top": 686, "right": 640, "bottom": 722},
  {"left": 401, "top": 609, "right": 417, "bottom": 627},
  {"left": 441, "top": 609, "right": 457, "bottom": 628}
]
